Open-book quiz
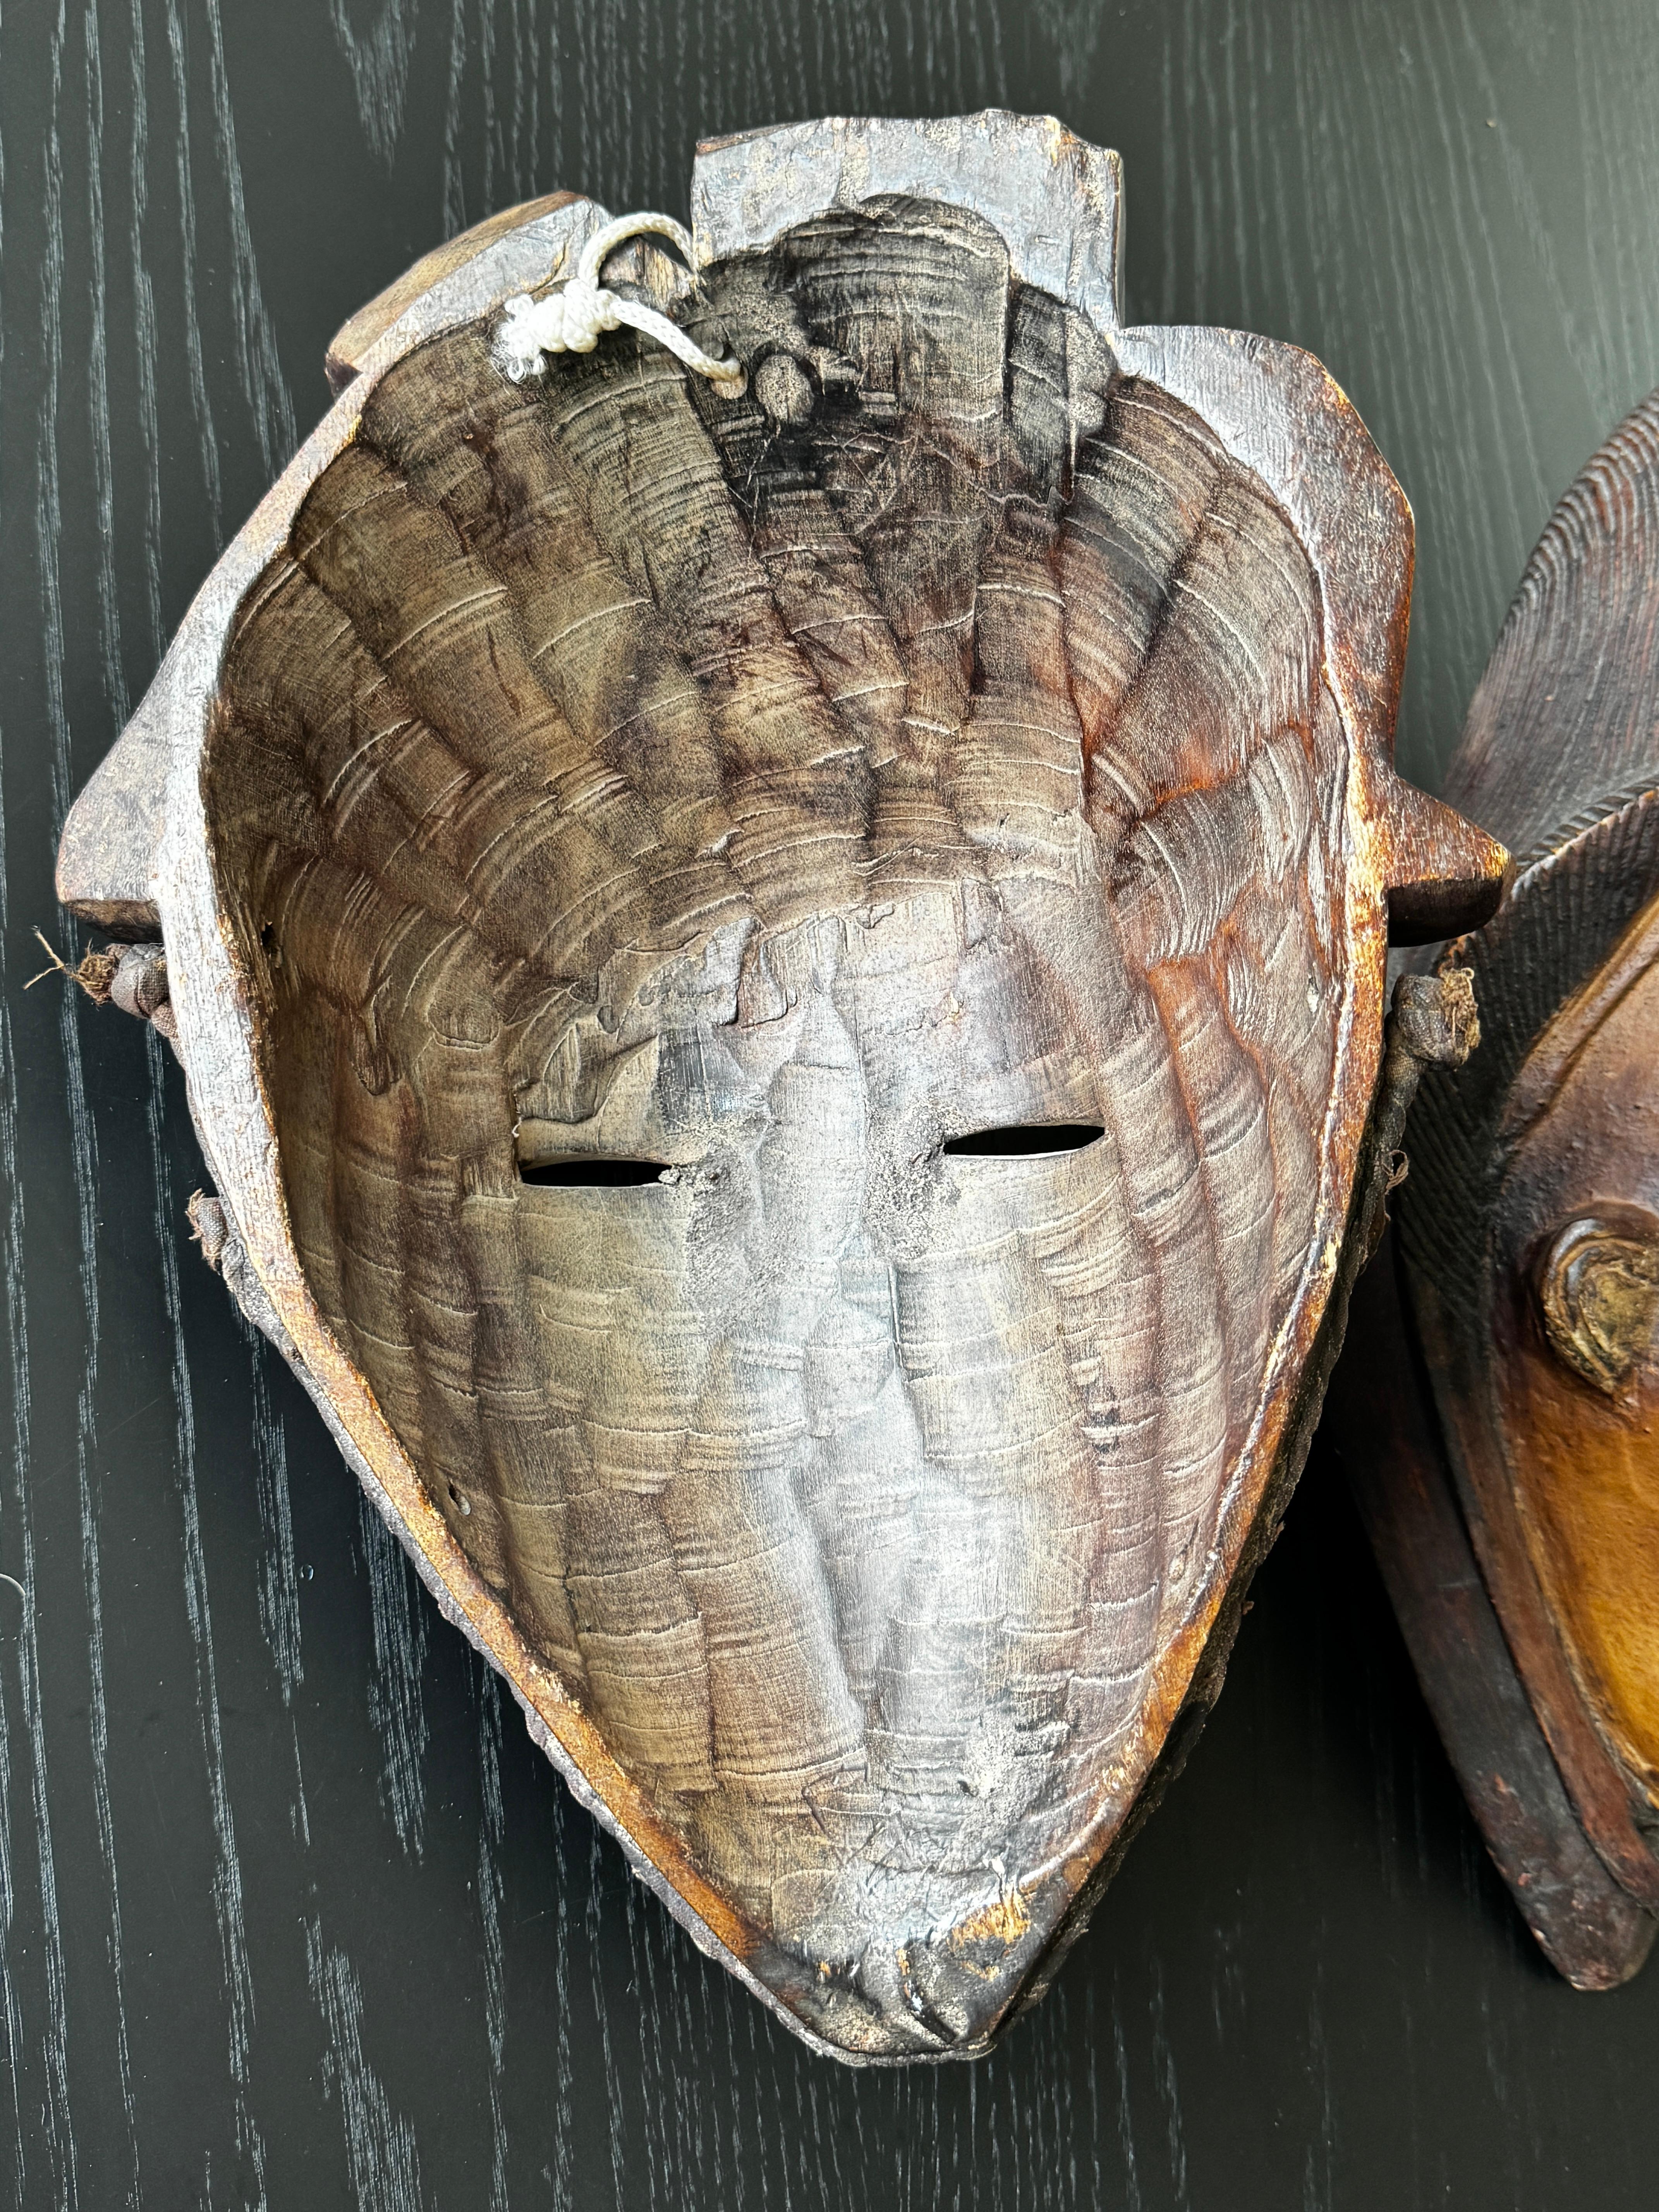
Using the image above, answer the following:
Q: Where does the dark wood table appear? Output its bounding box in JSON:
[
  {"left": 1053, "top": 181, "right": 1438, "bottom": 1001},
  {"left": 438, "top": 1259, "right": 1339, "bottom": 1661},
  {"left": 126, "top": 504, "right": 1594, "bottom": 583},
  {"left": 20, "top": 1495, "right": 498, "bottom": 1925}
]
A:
[{"left": 2, "top": 3, "right": 1656, "bottom": 2203}]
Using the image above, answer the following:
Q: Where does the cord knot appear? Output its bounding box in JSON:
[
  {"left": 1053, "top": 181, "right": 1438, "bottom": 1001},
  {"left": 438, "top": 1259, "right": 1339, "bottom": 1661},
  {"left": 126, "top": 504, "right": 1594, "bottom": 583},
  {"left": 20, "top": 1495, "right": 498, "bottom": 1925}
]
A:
[{"left": 493, "top": 211, "right": 745, "bottom": 396}]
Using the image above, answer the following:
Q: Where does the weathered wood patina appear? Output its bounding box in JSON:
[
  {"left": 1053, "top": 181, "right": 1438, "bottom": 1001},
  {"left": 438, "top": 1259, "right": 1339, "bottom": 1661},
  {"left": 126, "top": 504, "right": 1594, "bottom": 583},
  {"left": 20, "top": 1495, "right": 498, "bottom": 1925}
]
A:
[
  {"left": 1335, "top": 389, "right": 1659, "bottom": 1990},
  {"left": 55, "top": 112, "right": 1504, "bottom": 2060}
]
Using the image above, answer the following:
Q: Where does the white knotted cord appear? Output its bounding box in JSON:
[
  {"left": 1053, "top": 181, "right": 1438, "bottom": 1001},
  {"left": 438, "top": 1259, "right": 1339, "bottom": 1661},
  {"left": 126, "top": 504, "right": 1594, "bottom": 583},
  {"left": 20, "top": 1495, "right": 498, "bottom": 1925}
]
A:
[{"left": 493, "top": 211, "right": 745, "bottom": 394}]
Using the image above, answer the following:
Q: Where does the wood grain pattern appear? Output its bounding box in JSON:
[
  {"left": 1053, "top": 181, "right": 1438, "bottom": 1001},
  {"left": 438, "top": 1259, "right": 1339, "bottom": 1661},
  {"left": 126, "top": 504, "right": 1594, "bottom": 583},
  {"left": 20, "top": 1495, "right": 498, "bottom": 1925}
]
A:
[{"left": 7, "top": 0, "right": 1659, "bottom": 2199}]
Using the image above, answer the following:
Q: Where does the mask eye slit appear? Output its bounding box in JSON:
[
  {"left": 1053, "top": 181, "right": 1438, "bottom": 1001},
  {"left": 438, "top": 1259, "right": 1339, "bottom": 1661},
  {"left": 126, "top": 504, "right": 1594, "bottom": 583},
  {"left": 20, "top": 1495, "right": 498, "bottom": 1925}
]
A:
[
  {"left": 943, "top": 1124, "right": 1104, "bottom": 1158},
  {"left": 517, "top": 1158, "right": 673, "bottom": 1188}
]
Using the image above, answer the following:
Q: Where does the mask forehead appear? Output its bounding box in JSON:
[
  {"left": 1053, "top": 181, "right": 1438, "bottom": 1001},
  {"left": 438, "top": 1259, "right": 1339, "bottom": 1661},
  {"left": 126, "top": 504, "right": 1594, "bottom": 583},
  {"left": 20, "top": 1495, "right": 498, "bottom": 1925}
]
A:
[{"left": 58, "top": 113, "right": 1503, "bottom": 2061}]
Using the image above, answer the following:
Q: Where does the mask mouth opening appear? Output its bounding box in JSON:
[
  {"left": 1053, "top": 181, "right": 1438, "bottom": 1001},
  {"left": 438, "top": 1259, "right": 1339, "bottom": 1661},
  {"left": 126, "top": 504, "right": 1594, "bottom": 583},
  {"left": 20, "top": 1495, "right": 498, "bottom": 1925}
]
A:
[
  {"left": 517, "top": 1157, "right": 676, "bottom": 1188},
  {"left": 942, "top": 1124, "right": 1105, "bottom": 1159}
]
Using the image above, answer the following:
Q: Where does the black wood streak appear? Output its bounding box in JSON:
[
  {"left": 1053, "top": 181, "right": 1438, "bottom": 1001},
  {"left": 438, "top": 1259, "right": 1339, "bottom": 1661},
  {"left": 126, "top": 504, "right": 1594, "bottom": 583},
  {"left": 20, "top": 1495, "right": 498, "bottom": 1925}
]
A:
[{"left": 2, "top": 0, "right": 1657, "bottom": 2203}]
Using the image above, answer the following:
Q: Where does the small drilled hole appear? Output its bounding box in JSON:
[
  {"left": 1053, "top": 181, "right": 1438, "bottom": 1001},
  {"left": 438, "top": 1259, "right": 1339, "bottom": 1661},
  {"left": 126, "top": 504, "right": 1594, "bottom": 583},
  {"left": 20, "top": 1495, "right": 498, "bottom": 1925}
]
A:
[
  {"left": 518, "top": 1158, "right": 672, "bottom": 1188},
  {"left": 943, "top": 1124, "right": 1104, "bottom": 1158}
]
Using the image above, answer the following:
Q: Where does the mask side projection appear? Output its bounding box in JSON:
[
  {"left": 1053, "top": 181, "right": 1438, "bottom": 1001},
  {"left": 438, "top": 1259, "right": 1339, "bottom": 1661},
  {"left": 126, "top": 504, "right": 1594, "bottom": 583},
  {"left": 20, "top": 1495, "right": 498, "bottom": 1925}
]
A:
[
  {"left": 1334, "top": 388, "right": 1659, "bottom": 1989},
  {"left": 55, "top": 113, "right": 1504, "bottom": 2062}
]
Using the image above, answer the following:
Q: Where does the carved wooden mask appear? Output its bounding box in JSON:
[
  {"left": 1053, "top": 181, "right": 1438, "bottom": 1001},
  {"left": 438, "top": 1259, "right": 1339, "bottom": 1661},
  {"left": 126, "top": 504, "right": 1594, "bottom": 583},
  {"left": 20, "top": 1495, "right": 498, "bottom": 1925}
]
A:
[
  {"left": 1357, "top": 390, "right": 1659, "bottom": 1988},
  {"left": 57, "top": 115, "right": 1503, "bottom": 2060}
]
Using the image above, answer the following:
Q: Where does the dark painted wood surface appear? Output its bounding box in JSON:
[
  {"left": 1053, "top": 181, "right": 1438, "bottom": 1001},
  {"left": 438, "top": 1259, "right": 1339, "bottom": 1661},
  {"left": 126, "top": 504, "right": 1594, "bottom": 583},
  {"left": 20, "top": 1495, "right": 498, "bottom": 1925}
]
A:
[{"left": 2, "top": 2, "right": 1657, "bottom": 2204}]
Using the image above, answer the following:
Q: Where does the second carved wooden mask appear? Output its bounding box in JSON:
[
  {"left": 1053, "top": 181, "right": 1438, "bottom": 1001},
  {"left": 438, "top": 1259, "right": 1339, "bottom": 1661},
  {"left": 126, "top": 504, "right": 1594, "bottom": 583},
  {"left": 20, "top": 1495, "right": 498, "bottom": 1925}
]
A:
[
  {"left": 1338, "top": 390, "right": 1659, "bottom": 1989},
  {"left": 57, "top": 113, "right": 1503, "bottom": 2060}
]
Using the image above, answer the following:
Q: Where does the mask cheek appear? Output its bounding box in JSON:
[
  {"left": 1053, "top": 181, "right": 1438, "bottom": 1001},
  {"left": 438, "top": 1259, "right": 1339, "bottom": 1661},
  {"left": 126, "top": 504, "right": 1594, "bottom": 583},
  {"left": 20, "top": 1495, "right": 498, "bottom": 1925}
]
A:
[
  {"left": 1495, "top": 1090, "right": 1659, "bottom": 1787},
  {"left": 1497, "top": 1290, "right": 1659, "bottom": 1786}
]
